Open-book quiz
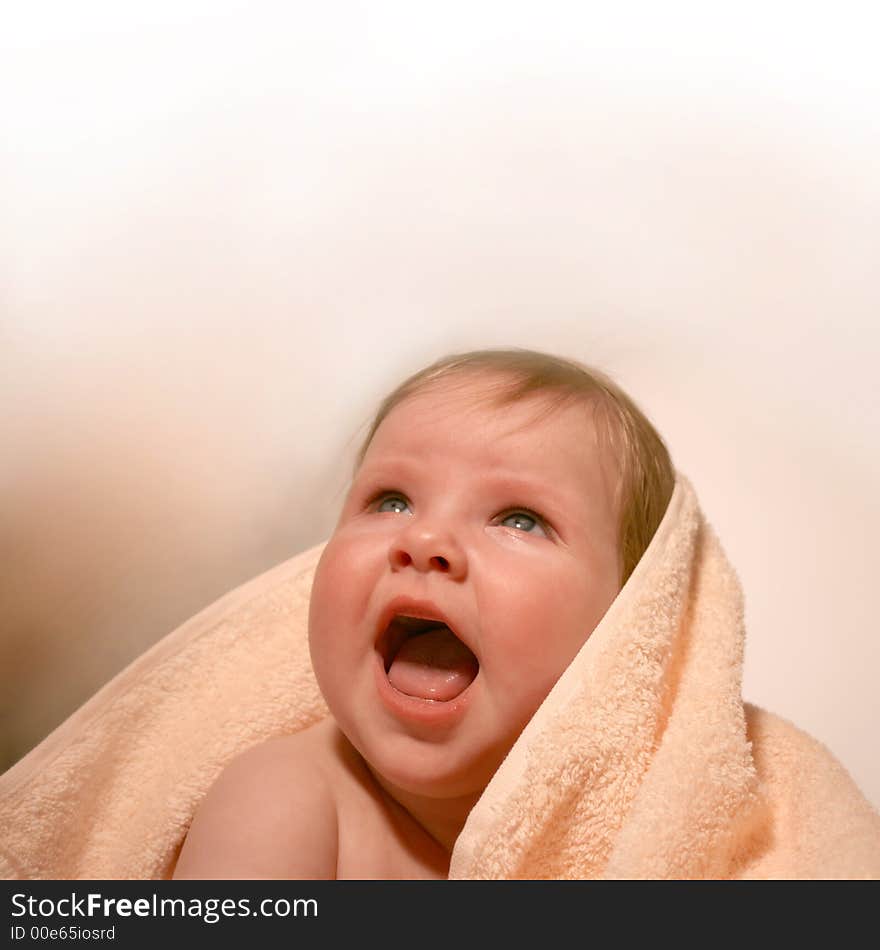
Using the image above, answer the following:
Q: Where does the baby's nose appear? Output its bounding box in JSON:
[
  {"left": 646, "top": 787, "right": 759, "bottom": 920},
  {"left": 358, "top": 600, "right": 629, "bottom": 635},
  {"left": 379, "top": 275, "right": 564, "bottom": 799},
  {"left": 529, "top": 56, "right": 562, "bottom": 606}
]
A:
[{"left": 388, "top": 525, "right": 467, "bottom": 579}]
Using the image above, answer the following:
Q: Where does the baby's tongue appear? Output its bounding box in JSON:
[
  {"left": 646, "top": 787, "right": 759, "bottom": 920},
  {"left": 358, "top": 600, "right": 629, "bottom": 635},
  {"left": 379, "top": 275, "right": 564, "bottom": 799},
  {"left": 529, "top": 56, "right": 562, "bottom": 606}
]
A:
[{"left": 387, "top": 626, "right": 478, "bottom": 701}]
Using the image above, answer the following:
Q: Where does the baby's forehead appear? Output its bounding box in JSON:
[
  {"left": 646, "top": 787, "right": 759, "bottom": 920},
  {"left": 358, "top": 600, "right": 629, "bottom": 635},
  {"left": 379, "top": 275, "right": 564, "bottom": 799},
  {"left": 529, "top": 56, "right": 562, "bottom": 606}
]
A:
[
  {"left": 365, "top": 379, "right": 622, "bottom": 534},
  {"left": 398, "top": 376, "right": 604, "bottom": 442}
]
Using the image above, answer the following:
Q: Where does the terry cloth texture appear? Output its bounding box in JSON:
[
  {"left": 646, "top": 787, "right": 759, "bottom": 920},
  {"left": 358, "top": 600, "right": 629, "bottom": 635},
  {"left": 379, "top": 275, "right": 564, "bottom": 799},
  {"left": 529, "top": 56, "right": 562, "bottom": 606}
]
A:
[{"left": 1, "top": 472, "right": 878, "bottom": 879}]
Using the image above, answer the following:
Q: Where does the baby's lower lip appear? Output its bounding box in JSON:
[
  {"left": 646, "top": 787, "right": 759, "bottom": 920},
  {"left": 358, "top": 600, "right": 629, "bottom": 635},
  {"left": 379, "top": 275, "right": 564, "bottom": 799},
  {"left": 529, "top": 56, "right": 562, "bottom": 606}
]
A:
[{"left": 373, "top": 652, "right": 474, "bottom": 726}]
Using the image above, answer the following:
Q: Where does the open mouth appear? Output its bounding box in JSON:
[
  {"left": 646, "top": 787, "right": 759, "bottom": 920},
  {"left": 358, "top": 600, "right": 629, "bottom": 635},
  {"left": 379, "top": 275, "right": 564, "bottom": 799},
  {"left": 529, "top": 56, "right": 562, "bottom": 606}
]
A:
[{"left": 377, "top": 615, "right": 479, "bottom": 702}]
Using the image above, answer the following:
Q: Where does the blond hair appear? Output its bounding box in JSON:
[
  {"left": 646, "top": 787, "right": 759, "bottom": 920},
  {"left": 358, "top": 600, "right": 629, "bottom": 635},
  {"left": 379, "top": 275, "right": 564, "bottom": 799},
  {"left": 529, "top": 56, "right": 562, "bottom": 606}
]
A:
[{"left": 353, "top": 348, "right": 675, "bottom": 589}]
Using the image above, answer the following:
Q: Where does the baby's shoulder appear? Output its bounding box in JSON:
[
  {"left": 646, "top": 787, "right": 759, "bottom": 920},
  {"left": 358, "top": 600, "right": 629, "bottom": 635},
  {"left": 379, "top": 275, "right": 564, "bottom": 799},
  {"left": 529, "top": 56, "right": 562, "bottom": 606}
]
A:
[
  {"left": 225, "top": 721, "right": 337, "bottom": 787},
  {"left": 173, "top": 722, "right": 339, "bottom": 879}
]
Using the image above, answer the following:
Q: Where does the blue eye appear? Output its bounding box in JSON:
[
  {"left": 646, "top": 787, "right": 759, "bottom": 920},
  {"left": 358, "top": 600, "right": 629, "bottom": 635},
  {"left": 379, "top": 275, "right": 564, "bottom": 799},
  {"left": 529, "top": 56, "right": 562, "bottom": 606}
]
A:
[
  {"left": 501, "top": 512, "right": 536, "bottom": 531},
  {"left": 375, "top": 494, "right": 410, "bottom": 514},
  {"left": 369, "top": 492, "right": 550, "bottom": 538},
  {"left": 499, "top": 510, "right": 548, "bottom": 536}
]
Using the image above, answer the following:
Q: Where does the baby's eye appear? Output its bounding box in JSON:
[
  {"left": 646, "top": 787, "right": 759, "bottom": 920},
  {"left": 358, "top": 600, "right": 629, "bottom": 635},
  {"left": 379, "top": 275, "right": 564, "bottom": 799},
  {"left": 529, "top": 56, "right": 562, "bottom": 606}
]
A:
[
  {"left": 373, "top": 493, "right": 411, "bottom": 515},
  {"left": 369, "top": 492, "right": 550, "bottom": 537},
  {"left": 497, "top": 509, "right": 550, "bottom": 538}
]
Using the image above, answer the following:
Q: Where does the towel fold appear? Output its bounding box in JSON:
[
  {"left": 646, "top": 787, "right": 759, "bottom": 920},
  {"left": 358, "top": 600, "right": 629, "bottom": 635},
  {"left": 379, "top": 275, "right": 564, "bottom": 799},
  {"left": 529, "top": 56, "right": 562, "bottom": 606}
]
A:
[{"left": 2, "top": 471, "right": 878, "bottom": 879}]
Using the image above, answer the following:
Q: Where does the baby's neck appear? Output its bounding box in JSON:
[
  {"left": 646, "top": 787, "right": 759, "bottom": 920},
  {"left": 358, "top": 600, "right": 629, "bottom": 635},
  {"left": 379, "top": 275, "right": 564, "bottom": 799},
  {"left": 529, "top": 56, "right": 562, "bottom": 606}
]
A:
[{"left": 362, "top": 761, "right": 481, "bottom": 857}]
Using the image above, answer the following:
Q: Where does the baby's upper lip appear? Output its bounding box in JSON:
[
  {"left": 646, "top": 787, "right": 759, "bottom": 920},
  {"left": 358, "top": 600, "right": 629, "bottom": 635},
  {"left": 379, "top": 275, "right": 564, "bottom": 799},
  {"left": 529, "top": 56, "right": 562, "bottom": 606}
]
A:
[{"left": 375, "top": 595, "right": 474, "bottom": 663}]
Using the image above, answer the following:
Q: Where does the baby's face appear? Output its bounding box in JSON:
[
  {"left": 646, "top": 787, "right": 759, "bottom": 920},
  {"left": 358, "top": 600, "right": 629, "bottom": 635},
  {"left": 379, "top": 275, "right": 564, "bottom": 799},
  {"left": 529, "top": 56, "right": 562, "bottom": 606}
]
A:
[{"left": 308, "top": 377, "right": 621, "bottom": 801}]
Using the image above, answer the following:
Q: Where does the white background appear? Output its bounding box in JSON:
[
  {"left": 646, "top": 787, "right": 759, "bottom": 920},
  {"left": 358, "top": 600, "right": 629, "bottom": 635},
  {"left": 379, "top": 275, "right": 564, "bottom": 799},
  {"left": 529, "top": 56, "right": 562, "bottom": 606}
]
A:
[{"left": 2, "top": 1, "right": 878, "bottom": 809}]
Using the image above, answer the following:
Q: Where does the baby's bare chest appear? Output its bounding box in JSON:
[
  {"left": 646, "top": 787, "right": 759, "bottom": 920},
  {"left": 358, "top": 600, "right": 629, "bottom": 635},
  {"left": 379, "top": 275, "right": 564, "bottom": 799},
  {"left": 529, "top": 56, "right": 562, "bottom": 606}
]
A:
[
  {"left": 307, "top": 719, "right": 450, "bottom": 879},
  {"left": 334, "top": 799, "right": 449, "bottom": 880}
]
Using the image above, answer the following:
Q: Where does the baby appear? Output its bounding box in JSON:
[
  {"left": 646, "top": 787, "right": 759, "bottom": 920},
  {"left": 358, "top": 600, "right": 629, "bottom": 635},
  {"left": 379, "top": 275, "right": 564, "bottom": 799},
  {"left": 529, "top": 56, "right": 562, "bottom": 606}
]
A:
[{"left": 173, "top": 347, "right": 674, "bottom": 879}]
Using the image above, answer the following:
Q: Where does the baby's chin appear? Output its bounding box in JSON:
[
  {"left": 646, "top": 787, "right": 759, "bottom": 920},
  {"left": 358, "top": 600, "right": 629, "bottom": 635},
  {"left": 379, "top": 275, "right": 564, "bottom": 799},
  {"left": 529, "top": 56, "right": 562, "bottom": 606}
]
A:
[{"left": 346, "top": 723, "right": 509, "bottom": 803}]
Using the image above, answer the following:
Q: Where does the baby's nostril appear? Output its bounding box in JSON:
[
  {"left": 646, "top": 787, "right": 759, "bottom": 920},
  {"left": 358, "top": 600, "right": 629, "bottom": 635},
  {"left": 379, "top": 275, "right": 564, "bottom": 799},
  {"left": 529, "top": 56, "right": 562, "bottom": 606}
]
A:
[{"left": 433, "top": 556, "right": 449, "bottom": 570}]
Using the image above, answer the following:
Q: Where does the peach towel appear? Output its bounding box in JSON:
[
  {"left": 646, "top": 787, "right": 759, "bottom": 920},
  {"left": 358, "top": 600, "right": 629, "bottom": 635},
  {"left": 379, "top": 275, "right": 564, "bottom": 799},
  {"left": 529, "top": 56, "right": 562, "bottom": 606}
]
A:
[{"left": 1, "top": 472, "right": 878, "bottom": 879}]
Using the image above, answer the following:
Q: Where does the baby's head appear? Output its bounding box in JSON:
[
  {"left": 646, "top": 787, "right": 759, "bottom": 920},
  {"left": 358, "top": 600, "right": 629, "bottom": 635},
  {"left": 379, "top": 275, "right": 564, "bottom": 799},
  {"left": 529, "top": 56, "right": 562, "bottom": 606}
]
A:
[{"left": 308, "top": 348, "right": 674, "bottom": 804}]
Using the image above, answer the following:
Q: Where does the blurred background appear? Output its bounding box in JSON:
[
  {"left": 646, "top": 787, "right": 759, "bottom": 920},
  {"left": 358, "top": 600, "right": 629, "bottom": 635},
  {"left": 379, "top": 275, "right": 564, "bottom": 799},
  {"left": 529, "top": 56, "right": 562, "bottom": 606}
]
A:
[{"left": 2, "top": 1, "right": 878, "bottom": 809}]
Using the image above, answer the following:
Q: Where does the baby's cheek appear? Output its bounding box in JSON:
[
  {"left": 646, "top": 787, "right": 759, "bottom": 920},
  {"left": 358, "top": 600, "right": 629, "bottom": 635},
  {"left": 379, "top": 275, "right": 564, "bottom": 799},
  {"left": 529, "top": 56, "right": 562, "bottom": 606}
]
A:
[
  {"left": 491, "top": 604, "right": 588, "bottom": 700},
  {"left": 308, "top": 534, "right": 380, "bottom": 651},
  {"left": 311, "top": 538, "right": 357, "bottom": 610},
  {"left": 490, "top": 630, "right": 561, "bottom": 696},
  {"left": 308, "top": 544, "right": 351, "bottom": 654}
]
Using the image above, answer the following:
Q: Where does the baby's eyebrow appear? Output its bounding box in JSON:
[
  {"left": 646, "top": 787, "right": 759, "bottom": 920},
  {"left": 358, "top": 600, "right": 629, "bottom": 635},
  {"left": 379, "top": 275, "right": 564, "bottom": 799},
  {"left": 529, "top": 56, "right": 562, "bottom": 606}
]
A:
[
  {"left": 483, "top": 472, "right": 574, "bottom": 518},
  {"left": 356, "top": 459, "right": 576, "bottom": 519},
  {"left": 359, "top": 457, "right": 549, "bottom": 488},
  {"left": 355, "top": 457, "right": 420, "bottom": 485}
]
